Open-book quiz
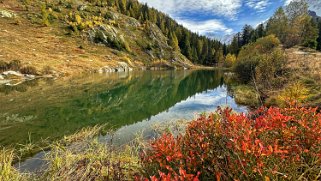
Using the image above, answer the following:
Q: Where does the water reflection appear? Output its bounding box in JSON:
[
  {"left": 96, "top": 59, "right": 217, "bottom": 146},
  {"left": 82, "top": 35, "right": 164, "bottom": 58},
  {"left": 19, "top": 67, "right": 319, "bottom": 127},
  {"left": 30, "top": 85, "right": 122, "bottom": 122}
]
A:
[{"left": 0, "top": 70, "right": 245, "bottom": 146}]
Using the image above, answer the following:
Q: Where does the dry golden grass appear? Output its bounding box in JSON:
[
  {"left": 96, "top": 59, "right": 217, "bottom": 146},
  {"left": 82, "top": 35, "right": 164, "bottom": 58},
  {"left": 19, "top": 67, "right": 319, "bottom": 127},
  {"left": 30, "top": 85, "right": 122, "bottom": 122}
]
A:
[
  {"left": 284, "top": 47, "right": 321, "bottom": 107},
  {"left": 0, "top": 16, "right": 122, "bottom": 76},
  {"left": 0, "top": 0, "right": 196, "bottom": 76},
  {"left": 286, "top": 47, "right": 321, "bottom": 81}
]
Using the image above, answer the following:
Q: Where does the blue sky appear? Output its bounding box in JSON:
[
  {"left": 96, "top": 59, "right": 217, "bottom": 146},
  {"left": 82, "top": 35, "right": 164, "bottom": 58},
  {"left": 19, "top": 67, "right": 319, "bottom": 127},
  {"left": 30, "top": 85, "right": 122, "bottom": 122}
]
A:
[{"left": 137, "top": 0, "right": 321, "bottom": 41}]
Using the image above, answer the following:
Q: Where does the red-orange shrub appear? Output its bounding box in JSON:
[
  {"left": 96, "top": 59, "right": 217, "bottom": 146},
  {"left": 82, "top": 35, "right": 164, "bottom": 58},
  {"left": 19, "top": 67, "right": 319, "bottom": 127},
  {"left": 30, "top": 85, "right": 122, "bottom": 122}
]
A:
[{"left": 140, "top": 107, "right": 321, "bottom": 180}]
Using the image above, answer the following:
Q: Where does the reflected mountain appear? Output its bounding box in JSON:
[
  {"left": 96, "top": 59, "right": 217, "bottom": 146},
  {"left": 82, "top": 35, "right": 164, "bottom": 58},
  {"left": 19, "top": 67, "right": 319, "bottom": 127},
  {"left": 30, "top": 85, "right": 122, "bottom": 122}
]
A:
[{"left": 0, "top": 70, "right": 240, "bottom": 146}]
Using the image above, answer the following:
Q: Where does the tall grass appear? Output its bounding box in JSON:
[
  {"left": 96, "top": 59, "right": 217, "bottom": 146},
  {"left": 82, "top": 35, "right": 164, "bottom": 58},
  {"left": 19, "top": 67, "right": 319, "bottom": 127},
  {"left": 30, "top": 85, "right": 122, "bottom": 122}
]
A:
[
  {"left": 0, "top": 148, "right": 30, "bottom": 181},
  {"left": 0, "top": 125, "right": 143, "bottom": 181}
]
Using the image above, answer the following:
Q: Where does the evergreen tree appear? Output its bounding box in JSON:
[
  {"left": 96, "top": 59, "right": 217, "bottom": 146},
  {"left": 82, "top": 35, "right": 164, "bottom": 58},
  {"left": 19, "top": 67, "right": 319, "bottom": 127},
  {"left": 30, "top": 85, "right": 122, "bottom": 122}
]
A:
[
  {"left": 252, "top": 23, "right": 265, "bottom": 42},
  {"left": 301, "top": 17, "right": 319, "bottom": 48},
  {"left": 242, "top": 24, "right": 254, "bottom": 46},
  {"left": 168, "top": 32, "right": 180, "bottom": 51},
  {"left": 266, "top": 7, "right": 289, "bottom": 43},
  {"left": 228, "top": 33, "right": 242, "bottom": 55},
  {"left": 119, "top": 0, "right": 127, "bottom": 14},
  {"left": 201, "top": 41, "right": 209, "bottom": 64},
  {"left": 214, "top": 48, "right": 224, "bottom": 66},
  {"left": 196, "top": 39, "right": 203, "bottom": 59},
  {"left": 284, "top": 0, "right": 318, "bottom": 48},
  {"left": 192, "top": 48, "right": 198, "bottom": 62},
  {"left": 317, "top": 22, "right": 321, "bottom": 51},
  {"left": 181, "top": 33, "right": 192, "bottom": 59},
  {"left": 97, "top": 0, "right": 226, "bottom": 65}
]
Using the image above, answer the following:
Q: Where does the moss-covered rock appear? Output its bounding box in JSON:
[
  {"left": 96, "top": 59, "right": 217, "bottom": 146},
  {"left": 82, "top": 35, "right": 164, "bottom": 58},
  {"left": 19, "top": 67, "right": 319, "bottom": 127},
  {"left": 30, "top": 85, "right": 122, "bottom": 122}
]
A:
[
  {"left": 0, "top": 9, "right": 16, "bottom": 18},
  {"left": 88, "top": 25, "right": 131, "bottom": 52}
]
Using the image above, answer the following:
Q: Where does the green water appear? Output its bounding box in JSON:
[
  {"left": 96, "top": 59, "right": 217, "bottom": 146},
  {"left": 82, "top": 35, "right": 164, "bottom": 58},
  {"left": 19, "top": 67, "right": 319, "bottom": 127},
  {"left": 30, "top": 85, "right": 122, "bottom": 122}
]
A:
[{"left": 0, "top": 70, "right": 246, "bottom": 147}]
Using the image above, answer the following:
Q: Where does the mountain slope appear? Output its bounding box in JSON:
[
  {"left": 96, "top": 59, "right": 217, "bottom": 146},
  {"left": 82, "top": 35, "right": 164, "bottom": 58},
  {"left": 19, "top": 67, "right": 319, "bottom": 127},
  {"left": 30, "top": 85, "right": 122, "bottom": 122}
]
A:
[{"left": 0, "top": 0, "right": 202, "bottom": 76}]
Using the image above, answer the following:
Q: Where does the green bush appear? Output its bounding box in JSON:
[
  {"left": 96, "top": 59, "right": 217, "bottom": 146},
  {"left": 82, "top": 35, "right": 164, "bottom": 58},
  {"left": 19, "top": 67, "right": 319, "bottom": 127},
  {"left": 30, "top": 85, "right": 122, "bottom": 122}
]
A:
[
  {"left": 41, "top": 5, "right": 50, "bottom": 26},
  {"left": 255, "top": 48, "right": 287, "bottom": 91},
  {"left": 234, "top": 35, "right": 285, "bottom": 85},
  {"left": 234, "top": 58, "right": 259, "bottom": 83}
]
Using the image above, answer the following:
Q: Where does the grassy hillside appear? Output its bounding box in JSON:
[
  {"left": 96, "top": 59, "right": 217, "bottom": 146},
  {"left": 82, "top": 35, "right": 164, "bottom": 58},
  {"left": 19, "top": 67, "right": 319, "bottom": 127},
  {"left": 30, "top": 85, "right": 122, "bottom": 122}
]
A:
[
  {"left": 285, "top": 47, "right": 321, "bottom": 107},
  {"left": 0, "top": 0, "right": 197, "bottom": 76}
]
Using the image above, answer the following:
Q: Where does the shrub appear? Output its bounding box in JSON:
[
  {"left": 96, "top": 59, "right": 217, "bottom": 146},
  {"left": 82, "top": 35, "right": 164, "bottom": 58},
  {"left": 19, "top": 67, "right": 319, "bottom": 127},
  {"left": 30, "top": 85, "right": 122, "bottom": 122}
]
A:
[
  {"left": 42, "top": 66, "right": 53, "bottom": 75},
  {"left": 234, "top": 35, "right": 286, "bottom": 86},
  {"left": 41, "top": 5, "right": 50, "bottom": 26},
  {"left": 0, "top": 60, "right": 9, "bottom": 72},
  {"left": 278, "top": 82, "right": 309, "bottom": 107},
  {"left": 141, "top": 107, "right": 321, "bottom": 180},
  {"left": 20, "top": 66, "right": 37, "bottom": 75},
  {"left": 67, "top": 13, "right": 103, "bottom": 32},
  {"left": 234, "top": 57, "right": 259, "bottom": 83},
  {"left": 224, "top": 53, "right": 236, "bottom": 68},
  {"left": 8, "top": 60, "right": 21, "bottom": 71},
  {"left": 255, "top": 48, "right": 287, "bottom": 91}
]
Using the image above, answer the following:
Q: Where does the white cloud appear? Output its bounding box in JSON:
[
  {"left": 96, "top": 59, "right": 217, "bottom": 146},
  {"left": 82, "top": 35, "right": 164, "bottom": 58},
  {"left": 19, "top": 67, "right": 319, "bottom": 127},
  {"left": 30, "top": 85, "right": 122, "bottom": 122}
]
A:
[
  {"left": 176, "top": 18, "right": 234, "bottom": 37},
  {"left": 285, "top": 0, "right": 294, "bottom": 5},
  {"left": 138, "top": 0, "right": 242, "bottom": 19},
  {"left": 246, "top": 0, "right": 270, "bottom": 12}
]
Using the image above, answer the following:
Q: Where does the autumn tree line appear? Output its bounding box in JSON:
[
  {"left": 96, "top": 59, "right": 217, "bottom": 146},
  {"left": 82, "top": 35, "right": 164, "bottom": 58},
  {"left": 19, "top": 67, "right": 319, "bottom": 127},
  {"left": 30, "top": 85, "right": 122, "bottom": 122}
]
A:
[
  {"left": 85, "top": 0, "right": 226, "bottom": 65},
  {"left": 228, "top": 0, "right": 321, "bottom": 56},
  {"left": 224, "top": 0, "right": 321, "bottom": 108}
]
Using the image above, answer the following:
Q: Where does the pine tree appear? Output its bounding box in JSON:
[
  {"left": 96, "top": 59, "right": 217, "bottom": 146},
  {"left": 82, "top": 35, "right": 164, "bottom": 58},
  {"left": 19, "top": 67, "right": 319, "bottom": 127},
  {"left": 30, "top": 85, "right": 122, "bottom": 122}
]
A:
[
  {"left": 228, "top": 33, "right": 242, "bottom": 55},
  {"left": 252, "top": 24, "right": 265, "bottom": 42},
  {"left": 242, "top": 24, "right": 254, "bottom": 46},
  {"left": 301, "top": 17, "right": 318, "bottom": 48},
  {"left": 266, "top": 7, "right": 288, "bottom": 43},
  {"left": 201, "top": 41, "right": 209, "bottom": 64},
  {"left": 192, "top": 48, "right": 198, "bottom": 62},
  {"left": 196, "top": 39, "right": 203, "bottom": 58},
  {"left": 183, "top": 36, "right": 192, "bottom": 59},
  {"left": 214, "top": 48, "right": 224, "bottom": 66},
  {"left": 95, "top": 0, "right": 226, "bottom": 65},
  {"left": 317, "top": 22, "right": 321, "bottom": 51},
  {"left": 168, "top": 32, "right": 180, "bottom": 51}
]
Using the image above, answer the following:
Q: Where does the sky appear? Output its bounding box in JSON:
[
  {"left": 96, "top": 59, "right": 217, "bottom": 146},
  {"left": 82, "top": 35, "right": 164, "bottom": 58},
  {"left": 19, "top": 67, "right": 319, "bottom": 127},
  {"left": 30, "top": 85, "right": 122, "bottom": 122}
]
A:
[{"left": 137, "top": 0, "right": 321, "bottom": 41}]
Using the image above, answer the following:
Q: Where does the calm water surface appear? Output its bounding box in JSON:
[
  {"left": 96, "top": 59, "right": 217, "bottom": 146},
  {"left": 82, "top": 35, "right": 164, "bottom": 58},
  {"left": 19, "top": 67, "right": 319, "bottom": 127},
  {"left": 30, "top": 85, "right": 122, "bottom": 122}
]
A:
[{"left": 0, "top": 70, "right": 247, "bottom": 147}]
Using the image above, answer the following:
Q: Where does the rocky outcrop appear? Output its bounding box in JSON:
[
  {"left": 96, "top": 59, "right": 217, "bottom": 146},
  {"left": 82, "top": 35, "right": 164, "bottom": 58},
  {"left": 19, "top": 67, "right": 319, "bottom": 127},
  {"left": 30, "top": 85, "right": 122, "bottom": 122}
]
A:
[
  {"left": 0, "top": 71, "right": 37, "bottom": 85},
  {"left": 0, "top": 9, "right": 16, "bottom": 18},
  {"left": 98, "top": 62, "right": 133, "bottom": 73},
  {"left": 2, "top": 71, "right": 24, "bottom": 79},
  {"left": 88, "top": 25, "right": 129, "bottom": 51}
]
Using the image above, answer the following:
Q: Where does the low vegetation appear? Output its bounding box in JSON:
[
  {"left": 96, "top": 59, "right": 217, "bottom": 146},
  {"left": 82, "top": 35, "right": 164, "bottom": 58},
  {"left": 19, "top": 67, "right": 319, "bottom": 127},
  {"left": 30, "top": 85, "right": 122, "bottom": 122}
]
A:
[
  {"left": 0, "top": 60, "right": 22, "bottom": 73},
  {"left": 19, "top": 66, "right": 38, "bottom": 75},
  {"left": 0, "top": 149, "right": 25, "bottom": 181},
  {"left": 232, "top": 85, "right": 260, "bottom": 107},
  {"left": 2, "top": 105, "right": 321, "bottom": 180},
  {"left": 141, "top": 106, "right": 321, "bottom": 180}
]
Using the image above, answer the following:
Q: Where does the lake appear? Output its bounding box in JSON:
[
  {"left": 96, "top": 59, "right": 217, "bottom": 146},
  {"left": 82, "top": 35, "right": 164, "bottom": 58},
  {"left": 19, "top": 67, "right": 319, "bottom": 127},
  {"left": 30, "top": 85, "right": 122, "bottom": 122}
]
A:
[{"left": 0, "top": 70, "right": 247, "bottom": 148}]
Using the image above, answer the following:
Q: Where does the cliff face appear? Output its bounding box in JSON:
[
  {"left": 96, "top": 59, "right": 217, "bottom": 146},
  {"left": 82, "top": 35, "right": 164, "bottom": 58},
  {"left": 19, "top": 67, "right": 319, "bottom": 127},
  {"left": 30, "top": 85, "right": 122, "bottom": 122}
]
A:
[{"left": 0, "top": 0, "right": 193, "bottom": 76}]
